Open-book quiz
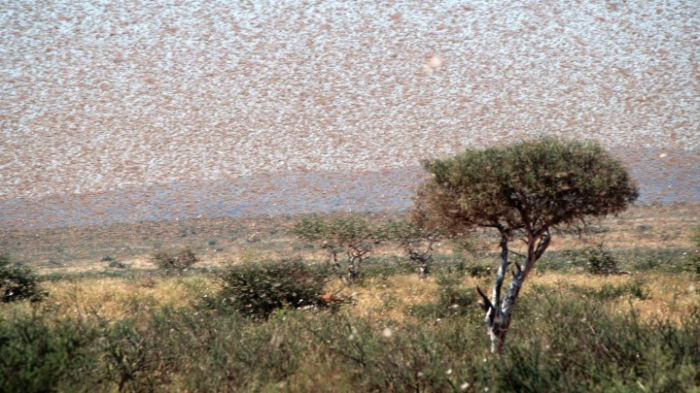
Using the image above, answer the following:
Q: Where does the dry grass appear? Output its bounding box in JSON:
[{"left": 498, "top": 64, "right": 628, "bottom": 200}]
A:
[
  {"left": 525, "top": 272, "right": 700, "bottom": 323},
  {"left": 1, "top": 275, "right": 221, "bottom": 323},
  {"left": 328, "top": 275, "right": 441, "bottom": 323},
  {"left": 5, "top": 271, "right": 694, "bottom": 325},
  {"left": 2, "top": 268, "right": 699, "bottom": 341}
]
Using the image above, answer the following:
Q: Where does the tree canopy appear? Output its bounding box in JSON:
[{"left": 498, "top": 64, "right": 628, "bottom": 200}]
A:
[{"left": 416, "top": 137, "right": 639, "bottom": 236}]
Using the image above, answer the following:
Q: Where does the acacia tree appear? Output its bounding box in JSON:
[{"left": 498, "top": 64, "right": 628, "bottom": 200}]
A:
[
  {"left": 294, "top": 216, "right": 385, "bottom": 283},
  {"left": 414, "top": 137, "right": 638, "bottom": 352},
  {"left": 384, "top": 220, "right": 442, "bottom": 279}
]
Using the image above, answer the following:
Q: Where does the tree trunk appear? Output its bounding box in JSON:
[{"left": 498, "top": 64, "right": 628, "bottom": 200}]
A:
[
  {"left": 419, "top": 262, "right": 428, "bottom": 279},
  {"left": 478, "top": 228, "right": 551, "bottom": 353},
  {"left": 347, "top": 255, "right": 362, "bottom": 283},
  {"left": 481, "top": 230, "right": 513, "bottom": 353}
]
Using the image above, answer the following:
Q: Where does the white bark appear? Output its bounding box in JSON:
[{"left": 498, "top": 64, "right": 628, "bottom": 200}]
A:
[{"left": 478, "top": 228, "right": 551, "bottom": 353}]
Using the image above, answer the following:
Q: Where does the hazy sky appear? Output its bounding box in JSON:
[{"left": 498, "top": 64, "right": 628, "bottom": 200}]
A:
[{"left": 1, "top": 1, "right": 699, "bottom": 215}]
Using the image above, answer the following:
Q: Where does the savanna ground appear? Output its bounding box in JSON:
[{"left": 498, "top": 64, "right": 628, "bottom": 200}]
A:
[{"left": 1, "top": 203, "right": 700, "bottom": 392}]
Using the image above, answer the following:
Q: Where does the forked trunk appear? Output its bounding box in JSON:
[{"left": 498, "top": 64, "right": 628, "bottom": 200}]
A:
[
  {"left": 347, "top": 255, "right": 362, "bottom": 283},
  {"left": 418, "top": 263, "right": 428, "bottom": 279},
  {"left": 478, "top": 228, "right": 550, "bottom": 353}
]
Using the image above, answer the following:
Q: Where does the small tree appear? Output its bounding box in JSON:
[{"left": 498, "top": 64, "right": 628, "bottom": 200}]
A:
[
  {"left": 294, "top": 216, "right": 385, "bottom": 283},
  {"left": 385, "top": 220, "right": 442, "bottom": 279},
  {"left": 415, "top": 137, "right": 638, "bottom": 352}
]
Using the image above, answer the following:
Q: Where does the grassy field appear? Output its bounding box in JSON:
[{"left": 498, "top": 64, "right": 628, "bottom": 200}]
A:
[{"left": 1, "top": 204, "right": 700, "bottom": 392}]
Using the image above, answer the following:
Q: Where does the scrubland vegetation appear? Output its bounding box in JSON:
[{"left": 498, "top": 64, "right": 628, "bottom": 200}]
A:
[
  {"left": 1, "top": 230, "right": 700, "bottom": 392},
  {"left": 1, "top": 139, "right": 699, "bottom": 391}
]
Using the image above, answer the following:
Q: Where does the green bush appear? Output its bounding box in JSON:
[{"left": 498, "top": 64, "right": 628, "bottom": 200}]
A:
[
  {"left": 585, "top": 245, "right": 619, "bottom": 275},
  {"left": 0, "top": 314, "right": 95, "bottom": 392},
  {"left": 562, "top": 244, "right": 619, "bottom": 275},
  {"left": 151, "top": 248, "right": 199, "bottom": 271},
  {"left": 0, "top": 253, "right": 46, "bottom": 303},
  {"left": 219, "top": 258, "right": 331, "bottom": 319},
  {"left": 294, "top": 215, "right": 387, "bottom": 282}
]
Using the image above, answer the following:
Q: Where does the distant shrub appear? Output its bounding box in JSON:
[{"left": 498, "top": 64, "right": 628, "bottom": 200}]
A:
[
  {"left": 151, "top": 248, "right": 198, "bottom": 271},
  {"left": 219, "top": 258, "right": 331, "bottom": 319},
  {"left": 102, "top": 255, "right": 127, "bottom": 268},
  {"left": 0, "top": 252, "right": 46, "bottom": 303},
  {"left": 585, "top": 245, "right": 619, "bottom": 275},
  {"left": 563, "top": 244, "right": 619, "bottom": 275},
  {"left": 108, "top": 261, "right": 127, "bottom": 269},
  {"left": 294, "top": 215, "right": 387, "bottom": 283}
]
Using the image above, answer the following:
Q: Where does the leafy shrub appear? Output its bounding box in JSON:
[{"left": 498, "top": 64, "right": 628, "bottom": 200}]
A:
[
  {"left": 151, "top": 248, "right": 198, "bottom": 271},
  {"left": 585, "top": 245, "right": 619, "bottom": 275},
  {"left": 219, "top": 258, "right": 331, "bottom": 319},
  {"left": 0, "top": 314, "right": 94, "bottom": 392},
  {"left": 563, "top": 244, "right": 619, "bottom": 275},
  {"left": 99, "top": 318, "right": 164, "bottom": 391},
  {"left": 0, "top": 252, "right": 46, "bottom": 303}
]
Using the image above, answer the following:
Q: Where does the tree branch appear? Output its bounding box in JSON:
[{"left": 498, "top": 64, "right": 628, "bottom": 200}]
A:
[
  {"left": 534, "top": 230, "right": 551, "bottom": 261},
  {"left": 476, "top": 286, "right": 494, "bottom": 314}
]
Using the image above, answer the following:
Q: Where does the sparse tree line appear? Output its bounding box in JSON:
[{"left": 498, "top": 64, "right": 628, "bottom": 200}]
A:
[{"left": 292, "top": 215, "right": 442, "bottom": 283}]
